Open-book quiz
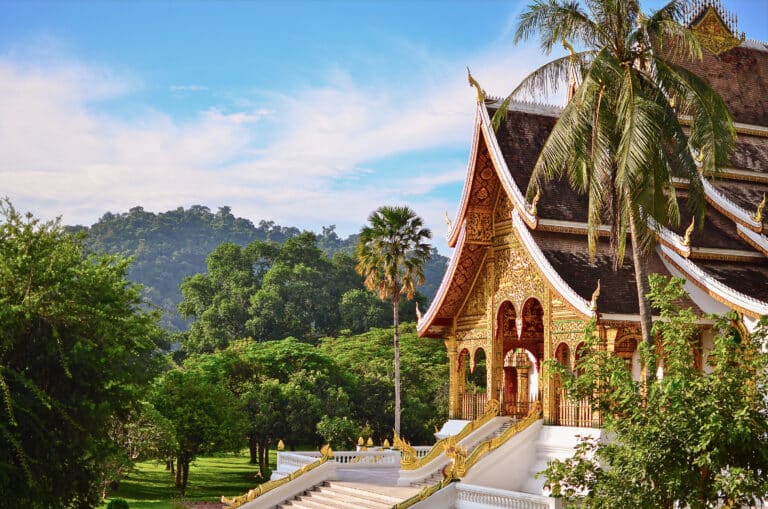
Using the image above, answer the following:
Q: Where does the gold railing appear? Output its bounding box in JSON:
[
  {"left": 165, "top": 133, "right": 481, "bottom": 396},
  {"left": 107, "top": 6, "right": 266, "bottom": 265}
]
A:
[
  {"left": 391, "top": 477, "right": 455, "bottom": 509},
  {"left": 221, "top": 445, "right": 333, "bottom": 508},
  {"left": 394, "top": 399, "right": 500, "bottom": 470},
  {"left": 450, "top": 401, "right": 541, "bottom": 478},
  {"left": 390, "top": 403, "right": 541, "bottom": 509}
]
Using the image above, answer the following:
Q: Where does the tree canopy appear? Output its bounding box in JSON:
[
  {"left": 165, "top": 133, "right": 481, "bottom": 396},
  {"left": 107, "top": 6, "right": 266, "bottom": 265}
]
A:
[
  {"left": 72, "top": 206, "right": 448, "bottom": 333},
  {"left": 0, "top": 200, "right": 164, "bottom": 508},
  {"left": 543, "top": 276, "right": 768, "bottom": 508}
]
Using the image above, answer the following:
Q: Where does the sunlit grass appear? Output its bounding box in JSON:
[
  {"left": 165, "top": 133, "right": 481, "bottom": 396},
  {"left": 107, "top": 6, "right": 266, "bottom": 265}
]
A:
[{"left": 101, "top": 451, "right": 276, "bottom": 509}]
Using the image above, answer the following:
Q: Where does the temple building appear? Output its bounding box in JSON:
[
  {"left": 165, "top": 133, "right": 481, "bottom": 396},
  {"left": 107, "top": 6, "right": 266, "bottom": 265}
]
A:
[
  {"left": 417, "top": 0, "right": 768, "bottom": 427},
  {"left": 229, "top": 3, "right": 768, "bottom": 507}
]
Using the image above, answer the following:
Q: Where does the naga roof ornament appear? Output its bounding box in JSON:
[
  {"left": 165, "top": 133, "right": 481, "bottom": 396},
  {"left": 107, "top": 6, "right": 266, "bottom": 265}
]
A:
[
  {"left": 467, "top": 67, "right": 486, "bottom": 103},
  {"left": 754, "top": 193, "right": 766, "bottom": 224}
]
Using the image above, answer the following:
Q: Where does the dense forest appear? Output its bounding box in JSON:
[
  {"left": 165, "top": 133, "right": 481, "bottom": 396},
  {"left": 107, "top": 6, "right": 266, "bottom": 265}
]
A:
[
  {"left": 4, "top": 201, "right": 449, "bottom": 505},
  {"left": 67, "top": 205, "right": 448, "bottom": 332}
]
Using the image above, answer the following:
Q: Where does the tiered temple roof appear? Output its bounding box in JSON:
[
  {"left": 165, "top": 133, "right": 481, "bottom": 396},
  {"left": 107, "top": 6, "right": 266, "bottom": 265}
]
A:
[{"left": 420, "top": 14, "right": 768, "bottom": 338}]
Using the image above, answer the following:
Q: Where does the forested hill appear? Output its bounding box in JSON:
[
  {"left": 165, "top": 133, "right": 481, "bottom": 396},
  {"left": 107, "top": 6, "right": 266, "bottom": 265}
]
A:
[{"left": 68, "top": 205, "right": 449, "bottom": 332}]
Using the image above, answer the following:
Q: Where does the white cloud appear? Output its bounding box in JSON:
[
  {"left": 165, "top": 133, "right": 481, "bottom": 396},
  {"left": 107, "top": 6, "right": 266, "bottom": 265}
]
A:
[
  {"left": 0, "top": 41, "right": 550, "bottom": 254},
  {"left": 169, "top": 84, "right": 208, "bottom": 92}
]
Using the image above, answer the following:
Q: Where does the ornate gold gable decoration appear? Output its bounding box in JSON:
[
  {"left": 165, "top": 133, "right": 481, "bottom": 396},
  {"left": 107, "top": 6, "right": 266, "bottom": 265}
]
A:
[{"left": 690, "top": 5, "right": 744, "bottom": 56}]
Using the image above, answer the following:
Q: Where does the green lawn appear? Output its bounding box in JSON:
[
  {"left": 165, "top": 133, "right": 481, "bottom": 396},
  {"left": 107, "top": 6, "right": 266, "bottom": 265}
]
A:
[{"left": 102, "top": 452, "right": 276, "bottom": 509}]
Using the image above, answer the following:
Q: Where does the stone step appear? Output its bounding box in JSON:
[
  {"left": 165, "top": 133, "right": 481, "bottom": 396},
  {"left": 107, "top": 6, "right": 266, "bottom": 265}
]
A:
[
  {"left": 321, "top": 483, "right": 403, "bottom": 505},
  {"left": 307, "top": 487, "right": 392, "bottom": 509}
]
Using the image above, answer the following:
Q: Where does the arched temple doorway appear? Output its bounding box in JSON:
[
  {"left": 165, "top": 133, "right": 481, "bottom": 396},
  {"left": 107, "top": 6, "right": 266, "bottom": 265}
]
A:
[
  {"left": 496, "top": 298, "right": 544, "bottom": 417},
  {"left": 459, "top": 347, "right": 488, "bottom": 419}
]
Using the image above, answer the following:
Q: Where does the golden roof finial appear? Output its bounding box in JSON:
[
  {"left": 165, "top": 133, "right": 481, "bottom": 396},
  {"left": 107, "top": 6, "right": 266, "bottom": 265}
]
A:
[
  {"left": 444, "top": 211, "right": 453, "bottom": 230},
  {"left": 590, "top": 279, "right": 601, "bottom": 311},
  {"left": 529, "top": 188, "right": 541, "bottom": 216},
  {"left": 683, "top": 217, "right": 695, "bottom": 246},
  {"left": 415, "top": 302, "right": 422, "bottom": 323},
  {"left": 754, "top": 193, "right": 766, "bottom": 223},
  {"left": 467, "top": 67, "right": 486, "bottom": 103}
]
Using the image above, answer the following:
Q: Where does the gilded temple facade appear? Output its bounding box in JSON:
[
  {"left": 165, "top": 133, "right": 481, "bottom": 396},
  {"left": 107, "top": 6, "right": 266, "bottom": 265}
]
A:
[{"left": 418, "top": 1, "right": 768, "bottom": 427}]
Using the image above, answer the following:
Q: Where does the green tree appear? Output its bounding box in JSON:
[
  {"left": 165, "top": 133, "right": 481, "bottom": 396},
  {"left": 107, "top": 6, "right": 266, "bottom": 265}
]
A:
[
  {"left": 0, "top": 200, "right": 163, "bottom": 508},
  {"left": 99, "top": 402, "right": 176, "bottom": 498},
  {"left": 151, "top": 368, "right": 246, "bottom": 496},
  {"left": 356, "top": 206, "right": 432, "bottom": 435},
  {"left": 496, "top": 0, "right": 734, "bottom": 352},
  {"left": 319, "top": 323, "right": 447, "bottom": 444},
  {"left": 339, "top": 289, "right": 390, "bottom": 333},
  {"left": 543, "top": 276, "right": 768, "bottom": 508}
]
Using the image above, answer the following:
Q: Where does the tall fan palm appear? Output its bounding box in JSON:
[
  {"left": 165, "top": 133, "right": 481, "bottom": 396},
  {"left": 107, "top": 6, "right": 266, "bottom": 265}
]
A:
[
  {"left": 356, "top": 206, "right": 432, "bottom": 435},
  {"left": 494, "top": 0, "right": 734, "bottom": 350}
]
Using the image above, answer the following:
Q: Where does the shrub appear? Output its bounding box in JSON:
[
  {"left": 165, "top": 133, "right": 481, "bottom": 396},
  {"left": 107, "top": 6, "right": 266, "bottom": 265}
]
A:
[{"left": 106, "top": 498, "right": 130, "bottom": 509}]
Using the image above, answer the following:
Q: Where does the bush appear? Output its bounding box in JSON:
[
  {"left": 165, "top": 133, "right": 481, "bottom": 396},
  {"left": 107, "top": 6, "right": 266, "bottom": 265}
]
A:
[
  {"left": 106, "top": 498, "right": 130, "bottom": 509},
  {"left": 316, "top": 415, "right": 361, "bottom": 449}
]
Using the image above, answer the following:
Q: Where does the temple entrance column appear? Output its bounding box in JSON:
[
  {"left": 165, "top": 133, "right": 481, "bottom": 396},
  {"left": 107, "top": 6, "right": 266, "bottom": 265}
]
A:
[
  {"left": 445, "top": 336, "right": 460, "bottom": 418},
  {"left": 510, "top": 348, "right": 532, "bottom": 417}
]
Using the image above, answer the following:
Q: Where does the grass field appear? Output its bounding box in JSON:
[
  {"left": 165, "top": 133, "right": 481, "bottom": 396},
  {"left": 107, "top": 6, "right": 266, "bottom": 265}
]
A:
[{"left": 101, "top": 452, "right": 276, "bottom": 509}]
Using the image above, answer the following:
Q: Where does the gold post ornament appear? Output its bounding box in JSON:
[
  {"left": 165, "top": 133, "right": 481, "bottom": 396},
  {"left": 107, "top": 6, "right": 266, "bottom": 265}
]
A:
[
  {"left": 277, "top": 439, "right": 285, "bottom": 451},
  {"left": 320, "top": 444, "right": 333, "bottom": 459},
  {"left": 467, "top": 67, "right": 486, "bottom": 103},
  {"left": 366, "top": 437, "right": 374, "bottom": 447},
  {"left": 357, "top": 436, "right": 364, "bottom": 446},
  {"left": 383, "top": 438, "right": 390, "bottom": 448},
  {"left": 754, "top": 193, "right": 766, "bottom": 223},
  {"left": 683, "top": 217, "right": 695, "bottom": 246},
  {"left": 590, "top": 279, "right": 601, "bottom": 311}
]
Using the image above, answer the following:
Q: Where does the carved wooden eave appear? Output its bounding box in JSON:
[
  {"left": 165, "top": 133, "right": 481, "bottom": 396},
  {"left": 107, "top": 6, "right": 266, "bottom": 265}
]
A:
[
  {"left": 650, "top": 216, "right": 766, "bottom": 262},
  {"left": 478, "top": 101, "right": 547, "bottom": 230},
  {"left": 701, "top": 178, "right": 764, "bottom": 233},
  {"left": 446, "top": 112, "right": 483, "bottom": 247},
  {"left": 659, "top": 244, "right": 768, "bottom": 318},
  {"left": 736, "top": 224, "right": 768, "bottom": 257},
  {"left": 418, "top": 225, "right": 488, "bottom": 338}
]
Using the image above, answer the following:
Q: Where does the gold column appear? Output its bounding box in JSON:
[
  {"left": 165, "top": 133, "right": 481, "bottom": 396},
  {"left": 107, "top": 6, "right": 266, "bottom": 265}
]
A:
[
  {"left": 603, "top": 327, "right": 619, "bottom": 353},
  {"left": 445, "top": 336, "right": 460, "bottom": 419}
]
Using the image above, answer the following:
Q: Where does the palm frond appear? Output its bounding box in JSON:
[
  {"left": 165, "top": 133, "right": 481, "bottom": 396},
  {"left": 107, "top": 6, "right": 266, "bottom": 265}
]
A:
[{"left": 515, "top": 0, "right": 603, "bottom": 52}]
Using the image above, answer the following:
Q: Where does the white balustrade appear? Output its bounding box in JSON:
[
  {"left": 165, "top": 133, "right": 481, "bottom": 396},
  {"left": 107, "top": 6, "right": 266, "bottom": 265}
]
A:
[
  {"left": 456, "top": 483, "right": 559, "bottom": 509},
  {"left": 414, "top": 446, "right": 432, "bottom": 459},
  {"left": 330, "top": 449, "right": 400, "bottom": 466}
]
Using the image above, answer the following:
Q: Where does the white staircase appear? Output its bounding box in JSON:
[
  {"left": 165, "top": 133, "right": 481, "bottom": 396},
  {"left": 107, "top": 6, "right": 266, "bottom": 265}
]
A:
[
  {"left": 400, "top": 416, "right": 514, "bottom": 488},
  {"left": 277, "top": 481, "right": 417, "bottom": 509},
  {"left": 522, "top": 426, "right": 602, "bottom": 495}
]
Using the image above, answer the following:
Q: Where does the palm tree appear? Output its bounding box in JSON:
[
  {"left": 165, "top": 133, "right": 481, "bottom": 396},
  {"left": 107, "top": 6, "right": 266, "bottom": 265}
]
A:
[
  {"left": 356, "top": 206, "right": 432, "bottom": 435},
  {"left": 494, "top": 0, "right": 734, "bottom": 351}
]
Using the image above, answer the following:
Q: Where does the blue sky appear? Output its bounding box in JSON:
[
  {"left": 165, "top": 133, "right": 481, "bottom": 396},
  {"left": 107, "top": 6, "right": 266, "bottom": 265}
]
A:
[{"left": 2, "top": 0, "right": 767, "bottom": 253}]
